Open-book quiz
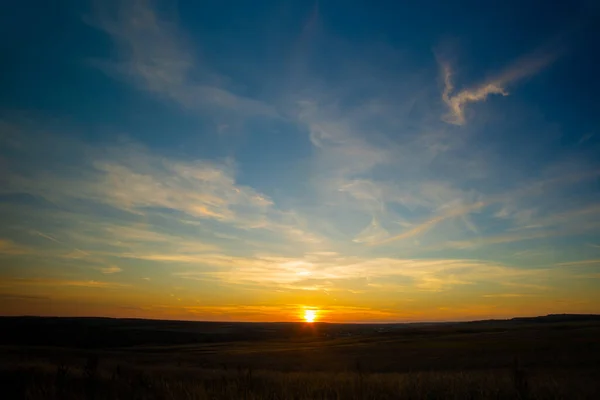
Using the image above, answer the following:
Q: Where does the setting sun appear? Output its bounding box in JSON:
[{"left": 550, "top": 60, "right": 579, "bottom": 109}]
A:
[{"left": 304, "top": 310, "right": 317, "bottom": 323}]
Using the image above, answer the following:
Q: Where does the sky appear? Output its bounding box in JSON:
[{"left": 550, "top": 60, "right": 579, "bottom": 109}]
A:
[{"left": 1, "top": 0, "right": 599, "bottom": 323}]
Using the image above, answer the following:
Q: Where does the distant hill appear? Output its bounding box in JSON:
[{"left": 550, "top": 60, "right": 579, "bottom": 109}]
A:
[
  {"left": 509, "top": 314, "right": 600, "bottom": 323},
  {"left": 0, "top": 314, "right": 598, "bottom": 348}
]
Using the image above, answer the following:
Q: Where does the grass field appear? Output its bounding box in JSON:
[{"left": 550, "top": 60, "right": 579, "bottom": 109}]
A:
[{"left": 1, "top": 315, "right": 599, "bottom": 399}]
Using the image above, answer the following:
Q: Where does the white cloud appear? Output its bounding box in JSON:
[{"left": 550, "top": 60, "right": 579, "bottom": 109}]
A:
[
  {"left": 289, "top": 74, "right": 494, "bottom": 247},
  {"left": 352, "top": 219, "right": 390, "bottom": 244},
  {"left": 9, "top": 143, "right": 271, "bottom": 225},
  {"left": 93, "top": 0, "right": 275, "bottom": 117},
  {"left": 373, "top": 201, "right": 487, "bottom": 245},
  {"left": 99, "top": 265, "right": 122, "bottom": 274},
  {"left": 174, "top": 252, "right": 547, "bottom": 293},
  {"left": 91, "top": 155, "right": 273, "bottom": 224},
  {"left": 441, "top": 48, "right": 560, "bottom": 125},
  {"left": 2, "top": 131, "right": 328, "bottom": 253}
]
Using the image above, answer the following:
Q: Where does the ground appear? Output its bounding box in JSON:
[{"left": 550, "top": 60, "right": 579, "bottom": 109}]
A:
[{"left": 1, "top": 315, "right": 599, "bottom": 399}]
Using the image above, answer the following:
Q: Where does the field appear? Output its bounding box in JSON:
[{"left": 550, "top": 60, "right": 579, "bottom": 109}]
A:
[{"left": 1, "top": 315, "right": 599, "bottom": 399}]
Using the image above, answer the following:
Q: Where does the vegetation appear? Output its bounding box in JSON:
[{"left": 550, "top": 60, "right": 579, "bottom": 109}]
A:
[
  {"left": 1, "top": 315, "right": 599, "bottom": 399},
  {"left": 4, "top": 361, "right": 599, "bottom": 399}
]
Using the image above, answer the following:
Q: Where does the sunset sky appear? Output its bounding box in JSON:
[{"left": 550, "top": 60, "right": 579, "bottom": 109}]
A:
[{"left": 1, "top": 0, "right": 599, "bottom": 322}]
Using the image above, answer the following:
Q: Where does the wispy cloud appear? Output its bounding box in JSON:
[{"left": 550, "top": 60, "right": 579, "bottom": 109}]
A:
[
  {"left": 31, "top": 230, "right": 91, "bottom": 257},
  {"left": 62, "top": 280, "right": 129, "bottom": 288},
  {"left": 500, "top": 282, "right": 551, "bottom": 291},
  {"left": 4, "top": 138, "right": 322, "bottom": 246},
  {"left": 174, "top": 253, "right": 547, "bottom": 293},
  {"left": 289, "top": 70, "right": 596, "bottom": 250},
  {"left": 0, "top": 238, "right": 28, "bottom": 255},
  {"left": 92, "top": 0, "right": 275, "bottom": 117},
  {"left": 91, "top": 153, "right": 273, "bottom": 224},
  {"left": 556, "top": 259, "right": 600, "bottom": 267},
  {"left": 292, "top": 84, "right": 481, "bottom": 246},
  {"left": 441, "top": 47, "right": 560, "bottom": 125},
  {"left": 1, "top": 278, "right": 129, "bottom": 289},
  {"left": 1, "top": 124, "right": 338, "bottom": 297},
  {"left": 373, "top": 201, "right": 486, "bottom": 245},
  {"left": 438, "top": 209, "right": 600, "bottom": 250},
  {"left": 373, "top": 168, "right": 600, "bottom": 248},
  {"left": 0, "top": 294, "right": 49, "bottom": 301},
  {"left": 99, "top": 265, "right": 122, "bottom": 274},
  {"left": 31, "top": 230, "right": 62, "bottom": 244},
  {"left": 150, "top": 303, "right": 403, "bottom": 322}
]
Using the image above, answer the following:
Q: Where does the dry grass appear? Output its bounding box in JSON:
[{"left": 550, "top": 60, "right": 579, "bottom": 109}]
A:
[
  {"left": 2, "top": 318, "right": 599, "bottom": 399},
  {"left": 3, "top": 358, "right": 599, "bottom": 400}
]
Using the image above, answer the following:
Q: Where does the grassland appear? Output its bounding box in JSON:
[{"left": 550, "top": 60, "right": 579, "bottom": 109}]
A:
[{"left": 1, "top": 315, "right": 599, "bottom": 399}]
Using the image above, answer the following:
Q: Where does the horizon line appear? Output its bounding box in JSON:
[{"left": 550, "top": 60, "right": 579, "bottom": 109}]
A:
[{"left": 2, "top": 313, "right": 598, "bottom": 325}]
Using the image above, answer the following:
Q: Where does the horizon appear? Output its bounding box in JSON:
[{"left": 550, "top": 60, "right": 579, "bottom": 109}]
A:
[
  {"left": 4, "top": 312, "right": 598, "bottom": 326},
  {"left": 1, "top": 0, "right": 600, "bottom": 323}
]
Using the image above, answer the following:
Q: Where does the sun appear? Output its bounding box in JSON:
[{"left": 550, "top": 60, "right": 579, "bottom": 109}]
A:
[{"left": 304, "top": 309, "right": 317, "bottom": 323}]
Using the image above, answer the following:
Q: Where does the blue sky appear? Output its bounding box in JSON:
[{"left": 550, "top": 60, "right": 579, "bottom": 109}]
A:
[{"left": 0, "top": 0, "right": 599, "bottom": 322}]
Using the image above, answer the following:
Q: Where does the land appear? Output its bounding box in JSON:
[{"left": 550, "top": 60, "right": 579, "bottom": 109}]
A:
[{"left": 1, "top": 314, "right": 599, "bottom": 399}]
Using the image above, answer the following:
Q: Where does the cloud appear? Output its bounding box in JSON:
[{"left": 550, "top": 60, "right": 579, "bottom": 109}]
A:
[
  {"left": 92, "top": 0, "right": 275, "bottom": 117},
  {"left": 117, "top": 253, "right": 216, "bottom": 263},
  {"left": 290, "top": 69, "right": 597, "bottom": 249},
  {"left": 87, "top": 149, "right": 274, "bottom": 224},
  {"left": 556, "top": 259, "right": 600, "bottom": 267},
  {"left": 0, "top": 294, "right": 49, "bottom": 301},
  {"left": 31, "top": 230, "right": 62, "bottom": 244},
  {"left": 441, "top": 63, "right": 507, "bottom": 125},
  {"left": 31, "top": 230, "right": 92, "bottom": 257},
  {"left": 288, "top": 64, "right": 508, "bottom": 246},
  {"left": 352, "top": 219, "right": 390, "bottom": 244},
  {"left": 441, "top": 48, "right": 560, "bottom": 125},
  {"left": 500, "top": 282, "right": 551, "bottom": 291},
  {"left": 57, "top": 280, "right": 130, "bottom": 289},
  {"left": 0, "top": 238, "right": 28, "bottom": 255},
  {"left": 150, "top": 303, "right": 402, "bottom": 322},
  {"left": 373, "top": 168, "right": 600, "bottom": 248},
  {"left": 438, "top": 208, "right": 600, "bottom": 250},
  {"left": 577, "top": 133, "right": 594, "bottom": 145},
  {"left": 1, "top": 278, "right": 129, "bottom": 289},
  {"left": 298, "top": 100, "right": 391, "bottom": 176},
  {"left": 373, "top": 201, "right": 487, "bottom": 245},
  {"left": 99, "top": 265, "right": 122, "bottom": 274},
  {"left": 293, "top": 91, "right": 475, "bottom": 245},
  {"left": 4, "top": 138, "right": 322, "bottom": 246},
  {"left": 51, "top": 219, "right": 223, "bottom": 262},
  {"left": 174, "top": 253, "right": 547, "bottom": 293}
]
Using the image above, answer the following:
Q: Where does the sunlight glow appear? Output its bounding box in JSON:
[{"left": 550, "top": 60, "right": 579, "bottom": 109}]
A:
[{"left": 304, "top": 309, "right": 317, "bottom": 323}]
